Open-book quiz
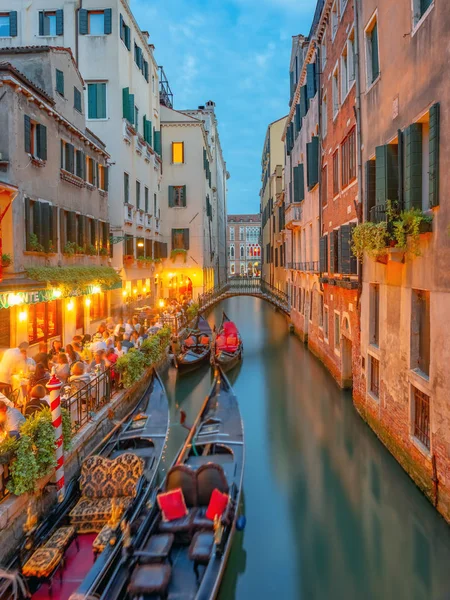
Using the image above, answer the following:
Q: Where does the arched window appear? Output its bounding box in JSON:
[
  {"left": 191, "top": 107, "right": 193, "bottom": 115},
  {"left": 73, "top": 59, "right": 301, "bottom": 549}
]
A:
[{"left": 230, "top": 244, "right": 235, "bottom": 259}]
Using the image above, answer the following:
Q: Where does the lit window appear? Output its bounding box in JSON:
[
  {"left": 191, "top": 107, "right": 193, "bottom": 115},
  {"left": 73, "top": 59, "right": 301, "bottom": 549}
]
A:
[{"left": 172, "top": 142, "right": 184, "bottom": 164}]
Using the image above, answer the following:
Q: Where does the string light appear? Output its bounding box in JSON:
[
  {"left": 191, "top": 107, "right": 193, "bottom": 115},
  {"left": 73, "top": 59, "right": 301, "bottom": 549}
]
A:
[
  {"left": 92, "top": 286, "right": 101, "bottom": 294},
  {"left": 53, "top": 289, "right": 62, "bottom": 298}
]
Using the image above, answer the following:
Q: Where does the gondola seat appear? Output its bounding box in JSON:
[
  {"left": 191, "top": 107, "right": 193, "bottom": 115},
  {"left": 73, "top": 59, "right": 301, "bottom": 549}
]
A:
[
  {"left": 193, "top": 463, "right": 231, "bottom": 531},
  {"left": 128, "top": 563, "right": 172, "bottom": 599},
  {"left": 188, "top": 531, "right": 214, "bottom": 579},
  {"left": 69, "top": 453, "right": 143, "bottom": 530},
  {"left": 134, "top": 533, "right": 174, "bottom": 564},
  {"left": 158, "top": 464, "right": 198, "bottom": 535},
  {"left": 22, "top": 526, "right": 77, "bottom": 580}
]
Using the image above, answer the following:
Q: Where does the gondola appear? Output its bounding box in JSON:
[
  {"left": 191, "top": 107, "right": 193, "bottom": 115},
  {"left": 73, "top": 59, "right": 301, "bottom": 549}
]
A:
[
  {"left": 214, "top": 311, "right": 243, "bottom": 372},
  {"left": 0, "top": 370, "right": 170, "bottom": 600},
  {"left": 96, "top": 367, "right": 245, "bottom": 600},
  {"left": 175, "top": 315, "right": 212, "bottom": 374}
]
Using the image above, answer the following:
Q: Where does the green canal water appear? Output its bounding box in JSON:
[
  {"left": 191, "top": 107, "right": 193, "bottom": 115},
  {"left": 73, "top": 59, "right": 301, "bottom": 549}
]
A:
[{"left": 160, "top": 296, "right": 450, "bottom": 600}]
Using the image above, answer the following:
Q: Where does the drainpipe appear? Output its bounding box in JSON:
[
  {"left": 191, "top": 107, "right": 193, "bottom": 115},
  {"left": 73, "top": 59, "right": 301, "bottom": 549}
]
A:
[
  {"left": 75, "top": 0, "right": 82, "bottom": 65},
  {"left": 354, "top": 0, "right": 364, "bottom": 309}
]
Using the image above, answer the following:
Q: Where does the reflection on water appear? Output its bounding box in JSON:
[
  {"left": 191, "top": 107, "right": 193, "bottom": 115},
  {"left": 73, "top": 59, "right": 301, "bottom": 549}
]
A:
[{"left": 161, "top": 297, "right": 450, "bottom": 600}]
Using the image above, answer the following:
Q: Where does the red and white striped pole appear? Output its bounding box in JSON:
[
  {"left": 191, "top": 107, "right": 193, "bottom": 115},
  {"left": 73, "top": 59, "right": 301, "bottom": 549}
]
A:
[{"left": 46, "top": 372, "right": 65, "bottom": 502}]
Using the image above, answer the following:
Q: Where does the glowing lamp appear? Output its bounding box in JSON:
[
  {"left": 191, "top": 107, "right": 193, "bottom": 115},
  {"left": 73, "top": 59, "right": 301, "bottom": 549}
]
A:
[
  {"left": 137, "top": 241, "right": 144, "bottom": 247},
  {"left": 143, "top": 287, "right": 147, "bottom": 293},
  {"left": 92, "top": 286, "right": 101, "bottom": 294},
  {"left": 133, "top": 288, "right": 137, "bottom": 295},
  {"left": 18, "top": 310, "right": 27, "bottom": 323},
  {"left": 122, "top": 290, "right": 128, "bottom": 297},
  {"left": 85, "top": 298, "right": 91, "bottom": 306},
  {"left": 53, "top": 289, "right": 62, "bottom": 298},
  {"left": 158, "top": 299, "right": 165, "bottom": 308},
  {"left": 67, "top": 300, "right": 74, "bottom": 311}
]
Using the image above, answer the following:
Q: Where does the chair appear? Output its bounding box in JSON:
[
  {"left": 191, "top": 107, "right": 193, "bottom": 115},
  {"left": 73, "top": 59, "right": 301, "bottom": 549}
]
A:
[
  {"left": 158, "top": 465, "right": 198, "bottom": 535},
  {"left": 193, "top": 463, "right": 230, "bottom": 531}
]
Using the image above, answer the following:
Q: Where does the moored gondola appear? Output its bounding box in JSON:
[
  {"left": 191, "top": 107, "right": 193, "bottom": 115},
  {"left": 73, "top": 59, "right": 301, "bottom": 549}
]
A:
[
  {"left": 214, "top": 311, "right": 243, "bottom": 372},
  {"left": 175, "top": 315, "right": 212, "bottom": 374},
  {"left": 97, "top": 367, "right": 245, "bottom": 600},
  {"left": 0, "top": 370, "right": 170, "bottom": 600}
]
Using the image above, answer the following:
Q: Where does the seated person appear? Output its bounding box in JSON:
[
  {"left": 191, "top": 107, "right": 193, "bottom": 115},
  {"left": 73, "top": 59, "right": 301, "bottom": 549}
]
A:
[
  {"left": 55, "top": 353, "right": 70, "bottom": 383},
  {"left": 69, "top": 361, "right": 91, "bottom": 391},
  {"left": 28, "top": 363, "right": 50, "bottom": 394},
  {"left": 25, "top": 385, "right": 50, "bottom": 417},
  {"left": 33, "top": 343, "right": 50, "bottom": 370},
  {"left": 0, "top": 400, "right": 25, "bottom": 438}
]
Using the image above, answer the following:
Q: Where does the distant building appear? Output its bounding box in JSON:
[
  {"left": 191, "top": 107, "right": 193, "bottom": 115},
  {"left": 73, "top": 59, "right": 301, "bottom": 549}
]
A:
[
  {"left": 260, "top": 116, "right": 287, "bottom": 291},
  {"left": 227, "top": 215, "right": 261, "bottom": 277}
]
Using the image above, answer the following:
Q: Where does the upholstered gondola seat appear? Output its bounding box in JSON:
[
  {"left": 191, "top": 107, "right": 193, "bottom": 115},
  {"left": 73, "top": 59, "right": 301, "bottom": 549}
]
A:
[
  {"left": 128, "top": 564, "right": 172, "bottom": 599},
  {"left": 69, "top": 453, "right": 143, "bottom": 530},
  {"left": 192, "top": 463, "right": 230, "bottom": 531},
  {"left": 22, "top": 526, "right": 77, "bottom": 581},
  {"left": 158, "top": 464, "right": 198, "bottom": 535}
]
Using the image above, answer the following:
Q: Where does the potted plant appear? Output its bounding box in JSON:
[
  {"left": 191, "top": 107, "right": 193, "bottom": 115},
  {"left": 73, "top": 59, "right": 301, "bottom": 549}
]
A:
[
  {"left": 63, "top": 241, "right": 77, "bottom": 257},
  {"left": 1, "top": 253, "right": 11, "bottom": 268},
  {"left": 100, "top": 247, "right": 108, "bottom": 257},
  {"left": 170, "top": 248, "right": 187, "bottom": 263},
  {"left": 29, "top": 233, "right": 44, "bottom": 253}
]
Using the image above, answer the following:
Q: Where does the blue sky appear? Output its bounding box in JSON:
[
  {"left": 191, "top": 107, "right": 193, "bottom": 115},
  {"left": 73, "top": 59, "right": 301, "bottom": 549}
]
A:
[{"left": 131, "top": 0, "right": 317, "bottom": 215}]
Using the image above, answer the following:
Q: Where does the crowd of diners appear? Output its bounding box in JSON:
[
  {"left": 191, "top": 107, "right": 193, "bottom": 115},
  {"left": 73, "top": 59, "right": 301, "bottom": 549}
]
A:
[{"left": 0, "top": 296, "right": 194, "bottom": 441}]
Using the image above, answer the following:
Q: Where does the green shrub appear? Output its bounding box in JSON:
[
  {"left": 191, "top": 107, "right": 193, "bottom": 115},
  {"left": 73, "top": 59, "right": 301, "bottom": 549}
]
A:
[
  {"left": 351, "top": 222, "right": 389, "bottom": 260},
  {"left": 8, "top": 435, "right": 39, "bottom": 496},
  {"left": 116, "top": 350, "right": 147, "bottom": 387}
]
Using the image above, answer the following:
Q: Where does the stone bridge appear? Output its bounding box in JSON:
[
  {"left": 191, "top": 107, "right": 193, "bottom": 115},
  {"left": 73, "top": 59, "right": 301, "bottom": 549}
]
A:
[{"left": 198, "top": 278, "right": 290, "bottom": 314}]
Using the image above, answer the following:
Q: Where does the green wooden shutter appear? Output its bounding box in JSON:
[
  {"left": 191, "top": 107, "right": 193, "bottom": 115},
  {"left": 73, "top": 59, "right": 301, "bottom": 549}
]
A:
[
  {"left": 104, "top": 8, "right": 112, "bottom": 34},
  {"left": 429, "top": 102, "right": 440, "bottom": 207},
  {"left": 67, "top": 211, "right": 76, "bottom": 243},
  {"left": 56, "top": 9, "right": 64, "bottom": 35},
  {"left": 24, "top": 197, "right": 31, "bottom": 250},
  {"left": 404, "top": 123, "right": 423, "bottom": 210},
  {"left": 36, "top": 125, "right": 47, "bottom": 160},
  {"left": 142, "top": 115, "right": 147, "bottom": 141},
  {"left": 125, "top": 26, "right": 130, "bottom": 50},
  {"left": 168, "top": 186, "right": 174, "bottom": 207},
  {"left": 307, "top": 136, "right": 319, "bottom": 189},
  {"left": 51, "top": 205, "right": 58, "bottom": 252},
  {"left": 295, "top": 104, "right": 301, "bottom": 136},
  {"left": 88, "top": 84, "right": 97, "bottom": 119},
  {"left": 39, "top": 11, "right": 44, "bottom": 36},
  {"left": 122, "top": 87, "right": 129, "bottom": 120},
  {"left": 182, "top": 185, "right": 187, "bottom": 207},
  {"left": 375, "top": 144, "right": 398, "bottom": 207},
  {"left": 371, "top": 23, "right": 379, "bottom": 82},
  {"left": 104, "top": 166, "right": 109, "bottom": 191},
  {"left": 75, "top": 150, "right": 82, "bottom": 178},
  {"left": 338, "top": 224, "right": 353, "bottom": 274},
  {"left": 349, "top": 223, "right": 357, "bottom": 274},
  {"left": 183, "top": 229, "right": 190, "bottom": 250},
  {"left": 24, "top": 115, "right": 31, "bottom": 154},
  {"left": 56, "top": 69, "right": 64, "bottom": 96},
  {"left": 147, "top": 120, "right": 152, "bottom": 146},
  {"left": 33, "top": 201, "right": 42, "bottom": 245},
  {"left": 329, "top": 230, "right": 338, "bottom": 274},
  {"left": 293, "top": 164, "right": 305, "bottom": 203},
  {"left": 365, "top": 160, "right": 376, "bottom": 220},
  {"left": 9, "top": 11, "right": 17, "bottom": 37},
  {"left": 69, "top": 144, "right": 75, "bottom": 173},
  {"left": 59, "top": 209, "right": 66, "bottom": 252},
  {"left": 154, "top": 130, "right": 161, "bottom": 155},
  {"left": 320, "top": 236, "right": 328, "bottom": 272},
  {"left": 41, "top": 203, "right": 50, "bottom": 251},
  {"left": 300, "top": 85, "right": 309, "bottom": 119},
  {"left": 128, "top": 94, "right": 135, "bottom": 125},
  {"left": 306, "top": 63, "right": 316, "bottom": 99},
  {"left": 79, "top": 9, "right": 88, "bottom": 34}
]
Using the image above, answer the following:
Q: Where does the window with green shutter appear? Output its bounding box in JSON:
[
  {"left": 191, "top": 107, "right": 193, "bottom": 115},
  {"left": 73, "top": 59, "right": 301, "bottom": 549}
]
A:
[
  {"left": 154, "top": 130, "right": 161, "bottom": 155},
  {"left": 338, "top": 224, "right": 357, "bottom": 274},
  {"left": 307, "top": 136, "right": 319, "bottom": 189},
  {"left": 295, "top": 104, "right": 301, "bottom": 137},
  {"left": 1, "top": 11, "right": 17, "bottom": 37},
  {"left": 87, "top": 82, "right": 107, "bottom": 119},
  {"left": 404, "top": 123, "right": 423, "bottom": 210},
  {"left": 293, "top": 164, "right": 305, "bottom": 203},
  {"left": 320, "top": 236, "right": 328, "bottom": 272},
  {"left": 329, "top": 229, "right": 339, "bottom": 274},
  {"left": 75, "top": 150, "right": 84, "bottom": 179},
  {"left": 172, "top": 228, "right": 189, "bottom": 250},
  {"left": 429, "top": 103, "right": 440, "bottom": 207},
  {"left": 366, "top": 18, "right": 379, "bottom": 85},
  {"left": 306, "top": 63, "right": 316, "bottom": 99},
  {"left": 365, "top": 159, "right": 376, "bottom": 220},
  {"left": 24, "top": 115, "right": 31, "bottom": 154},
  {"left": 136, "top": 180, "right": 141, "bottom": 209},
  {"left": 300, "top": 85, "right": 309, "bottom": 119},
  {"left": 74, "top": 87, "right": 82, "bottom": 113},
  {"left": 124, "top": 172, "right": 130, "bottom": 204},
  {"left": 169, "top": 186, "right": 186, "bottom": 208},
  {"left": 128, "top": 94, "right": 135, "bottom": 126},
  {"left": 56, "top": 69, "right": 64, "bottom": 96},
  {"left": 36, "top": 124, "right": 47, "bottom": 161},
  {"left": 145, "top": 187, "right": 149, "bottom": 213},
  {"left": 375, "top": 144, "right": 399, "bottom": 209}
]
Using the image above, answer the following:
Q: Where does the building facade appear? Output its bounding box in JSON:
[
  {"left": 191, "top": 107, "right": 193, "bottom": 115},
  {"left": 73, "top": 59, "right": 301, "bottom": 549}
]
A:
[
  {"left": 159, "top": 102, "right": 226, "bottom": 299},
  {"left": 0, "top": 0, "right": 164, "bottom": 311},
  {"left": 260, "top": 116, "right": 287, "bottom": 290},
  {"left": 353, "top": 0, "right": 450, "bottom": 521},
  {"left": 307, "top": 0, "right": 359, "bottom": 389},
  {"left": 227, "top": 215, "right": 261, "bottom": 278},
  {"left": 0, "top": 49, "right": 115, "bottom": 351},
  {"left": 283, "top": 29, "right": 321, "bottom": 343}
]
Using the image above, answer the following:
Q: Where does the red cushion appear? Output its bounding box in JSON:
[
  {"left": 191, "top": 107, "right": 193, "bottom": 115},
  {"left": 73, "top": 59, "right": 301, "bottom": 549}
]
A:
[
  {"left": 157, "top": 488, "right": 188, "bottom": 522},
  {"left": 205, "top": 488, "right": 229, "bottom": 521}
]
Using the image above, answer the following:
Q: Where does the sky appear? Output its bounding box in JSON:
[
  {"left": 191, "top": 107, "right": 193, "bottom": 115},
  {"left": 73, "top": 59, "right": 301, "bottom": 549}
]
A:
[{"left": 130, "top": 0, "right": 317, "bottom": 215}]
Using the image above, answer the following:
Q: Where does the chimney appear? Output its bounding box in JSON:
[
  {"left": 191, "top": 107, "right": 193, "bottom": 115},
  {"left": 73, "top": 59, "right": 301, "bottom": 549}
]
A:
[{"left": 205, "top": 100, "right": 215, "bottom": 111}]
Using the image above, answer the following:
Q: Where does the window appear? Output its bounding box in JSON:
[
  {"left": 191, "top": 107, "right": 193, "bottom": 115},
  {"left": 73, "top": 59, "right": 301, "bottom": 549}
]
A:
[
  {"left": 154, "top": 193, "right": 157, "bottom": 216},
  {"left": 413, "top": 0, "right": 433, "bottom": 27},
  {"left": 230, "top": 263, "right": 235, "bottom": 275},
  {"left": 135, "top": 106, "right": 139, "bottom": 133},
  {"left": 230, "top": 244, "right": 235, "bottom": 259},
  {"left": 332, "top": 65, "right": 339, "bottom": 116},
  {"left": 334, "top": 312, "right": 340, "bottom": 350},
  {"left": 341, "top": 47, "right": 348, "bottom": 100},
  {"left": 321, "top": 166, "right": 328, "bottom": 207},
  {"left": 98, "top": 165, "right": 108, "bottom": 191},
  {"left": 341, "top": 128, "right": 356, "bottom": 188},
  {"left": 25, "top": 199, "right": 57, "bottom": 253},
  {"left": 0, "top": 11, "right": 17, "bottom": 37},
  {"left": 240, "top": 245, "right": 245, "bottom": 259},
  {"left": 80, "top": 9, "right": 112, "bottom": 36},
  {"left": 39, "top": 10, "right": 63, "bottom": 36},
  {"left": 87, "top": 82, "right": 107, "bottom": 119},
  {"left": 369, "top": 355, "right": 380, "bottom": 398},
  {"left": 413, "top": 386, "right": 430, "bottom": 450},
  {"left": 56, "top": 69, "right": 64, "bottom": 96},
  {"left": 90, "top": 292, "right": 107, "bottom": 322},
  {"left": 172, "top": 228, "right": 189, "bottom": 250},
  {"left": 239, "top": 227, "right": 244, "bottom": 241},
  {"left": 340, "top": 0, "right": 348, "bottom": 13},
  {"left": 86, "top": 156, "right": 96, "bottom": 185},
  {"left": 411, "top": 290, "right": 430, "bottom": 376},
  {"left": 369, "top": 284, "right": 380, "bottom": 346},
  {"left": 324, "top": 306, "right": 329, "bottom": 338},
  {"left": 365, "top": 15, "right": 380, "bottom": 86},
  {"left": 321, "top": 32, "right": 327, "bottom": 69},
  {"left": 136, "top": 180, "right": 141, "bottom": 209},
  {"left": 144, "top": 187, "right": 149, "bottom": 213},
  {"left": 74, "top": 87, "right": 82, "bottom": 113},
  {"left": 124, "top": 172, "right": 130, "bottom": 204},
  {"left": 172, "top": 142, "right": 184, "bottom": 164},
  {"left": 331, "top": 2, "right": 339, "bottom": 40},
  {"left": 168, "top": 185, "right": 186, "bottom": 208},
  {"left": 322, "top": 94, "right": 327, "bottom": 138},
  {"left": 61, "top": 140, "right": 75, "bottom": 173},
  {"left": 24, "top": 116, "right": 47, "bottom": 161},
  {"left": 319, "top": 295, "right": 324, "bottom": 328},
  {"left": 240, "top": 263, "right": 245, "bottom": 275},
  {"left": 333, "top": 150, "right": 339, "bottom": 195},
  {"left": 347, "top": 31, "right": 356, "bottom": 88},
  {"left": 28, "top": 300, "right": 61, "bottom": 344},
  {"left": 119, "top": 14, "right": 130, "bottom": 49},
  {"left": 229, "top": 227, "right": 235, "bottom": 241}
]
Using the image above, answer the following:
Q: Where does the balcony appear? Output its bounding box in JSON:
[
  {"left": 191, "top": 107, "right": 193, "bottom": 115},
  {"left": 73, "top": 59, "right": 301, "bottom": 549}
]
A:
[
  {"left": 285, "top": 204, "right": 302, "bottom": 229},
  {"left": 136, "top": 210, "right": 144, "bottom": 228},
  {"left": 124, "top": 205, "right": 133, "bottom": 224},
  {"left": 155, "top": 218, "right": 160, "bottom": 233},
  {"left": 145, "top": 214, "right": 152, "bottom": 230},
  {"left": 286, "top": 261, "right": 319, "bottom": 273}
]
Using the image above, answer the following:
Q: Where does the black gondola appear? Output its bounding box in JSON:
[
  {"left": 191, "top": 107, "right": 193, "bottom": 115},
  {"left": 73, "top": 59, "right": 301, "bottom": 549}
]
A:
[
  {"left": 214, "top": 311, "right": 243, "bottom": 372},
  {"left": 97, "top": 367, "right": 245, "bottom": 600},
  {"left": 175, "top": 315, "right": 212, "bottom": 373},
  {"left": 0, "top": 370, "right": 170, "bottom": 600}
]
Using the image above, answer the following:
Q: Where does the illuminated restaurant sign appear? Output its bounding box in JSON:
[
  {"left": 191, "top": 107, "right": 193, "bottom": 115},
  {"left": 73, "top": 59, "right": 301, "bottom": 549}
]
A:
[{"left": 0, "top": 284, "right": 115, "bottom": 309}]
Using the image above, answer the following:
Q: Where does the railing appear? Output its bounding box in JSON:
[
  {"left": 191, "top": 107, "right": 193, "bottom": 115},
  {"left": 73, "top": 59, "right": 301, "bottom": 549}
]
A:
[
  {"left": 198, "top": 277, "right": 289, "bottom": 313},
  {"left": 369, "top": 203, "right": 387, "bottom": 224},
  {"left": 285, "top": 204, "right": 302, "bottom": 227},
  {"left": 136, "top": 211, "right": 144, "bottom": 226},
  {"left": 61, "top": 367, "right": 114, "bottom": 434},
  {"left": 286, "top": 261, "right": 319, "bottom": 272}
]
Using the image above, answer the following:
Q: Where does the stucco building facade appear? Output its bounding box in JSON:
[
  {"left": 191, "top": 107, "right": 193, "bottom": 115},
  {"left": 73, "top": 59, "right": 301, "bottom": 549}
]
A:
[{"left": 227, "top": 215, "right": 261, "bottom": 278}]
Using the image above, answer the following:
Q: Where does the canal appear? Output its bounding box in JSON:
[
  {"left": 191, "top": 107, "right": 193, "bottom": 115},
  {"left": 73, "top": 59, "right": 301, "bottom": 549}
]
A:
[{"left": 161, "top": 296, "right": 450, "bottom": 600}]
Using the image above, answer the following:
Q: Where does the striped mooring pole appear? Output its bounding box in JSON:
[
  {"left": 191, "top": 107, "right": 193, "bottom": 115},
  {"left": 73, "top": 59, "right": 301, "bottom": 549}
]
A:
[{"left": 46, "top": 372, "right": 65, "bottom": 502}]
